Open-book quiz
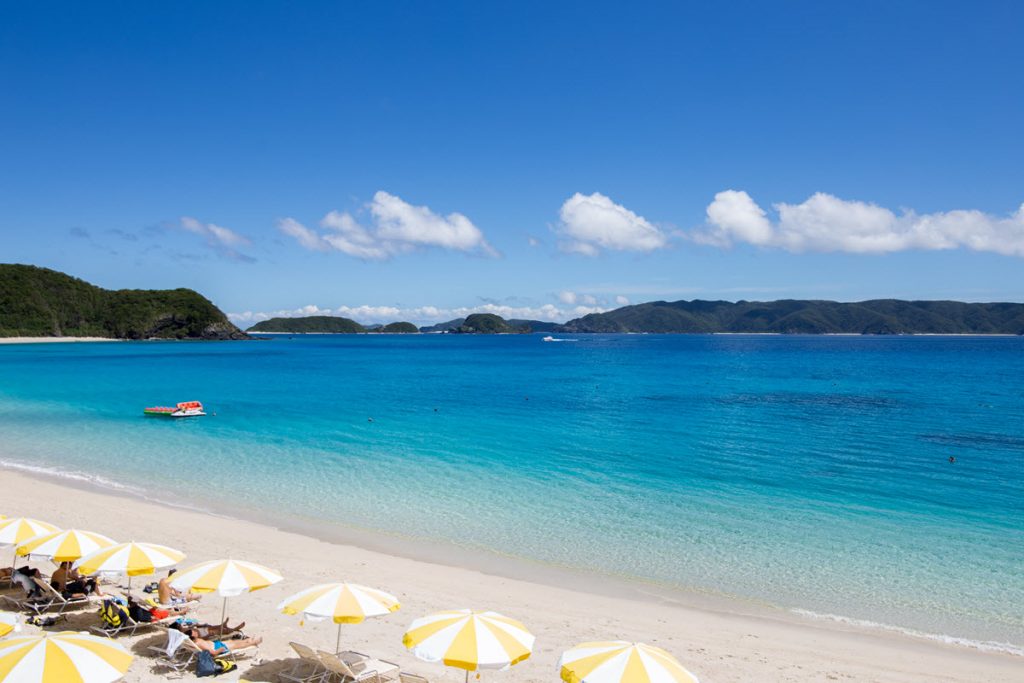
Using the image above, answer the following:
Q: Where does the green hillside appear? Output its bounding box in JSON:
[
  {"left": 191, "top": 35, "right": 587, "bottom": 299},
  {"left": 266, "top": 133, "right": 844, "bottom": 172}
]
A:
[
  {"left": 560, "top": 299, "right": 1024, "bottom": 334},
  {"left": 247, "top": 316, "right": 366, "bottom": 333},
  {"left": 0, "top": 264, "right": 247, "bottom": 339},
  {"left": 378, "top": 321, "right": 419, "bottom": 333}
]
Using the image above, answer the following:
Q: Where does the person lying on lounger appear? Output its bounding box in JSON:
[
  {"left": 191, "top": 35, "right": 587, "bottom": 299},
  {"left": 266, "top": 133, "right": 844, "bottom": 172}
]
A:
[
  {"left": 168, "top": 618, "right": 247, "bottom": 639},
  {"left": 187, "top": 628, "right": 262, "bottom": 654},
  {"left": 158, "top": 568, "right": 200, "bottom": 605}
]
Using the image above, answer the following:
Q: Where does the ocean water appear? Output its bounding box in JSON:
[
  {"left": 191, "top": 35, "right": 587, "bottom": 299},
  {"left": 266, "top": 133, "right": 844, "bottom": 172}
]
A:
[{"left": 0, "top": 334, "right": 1022, "bottom": 651}]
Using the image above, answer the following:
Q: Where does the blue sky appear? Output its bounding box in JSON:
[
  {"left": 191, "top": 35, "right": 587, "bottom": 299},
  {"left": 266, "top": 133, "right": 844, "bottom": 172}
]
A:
[{"left": 2, "top": 1, "right": 1022, "bottom": 325}]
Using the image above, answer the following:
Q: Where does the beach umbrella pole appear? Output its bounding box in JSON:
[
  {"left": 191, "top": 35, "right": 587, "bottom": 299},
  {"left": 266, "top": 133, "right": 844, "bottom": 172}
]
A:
[
  {"left": 336, "top": 623, "right": 342, "bottom": 654},
  {"left": 221, "top": 596, "right": 227, "bottom": 626}
]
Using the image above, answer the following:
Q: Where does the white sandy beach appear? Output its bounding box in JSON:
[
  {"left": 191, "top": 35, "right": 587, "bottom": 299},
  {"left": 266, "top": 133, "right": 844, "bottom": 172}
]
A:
[
  {"left": 0, "top": 337, "right": 118, "bottom": 344},
  {"left": 1, "top": 469, "right": 1020, "bottom": 683}
]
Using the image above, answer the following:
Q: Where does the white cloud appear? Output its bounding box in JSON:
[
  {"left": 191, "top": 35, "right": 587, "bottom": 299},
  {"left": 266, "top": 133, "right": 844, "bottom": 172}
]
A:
[
  {"left": 278, "top": 191, "right": 496, "bottom": 260},
  {"left": 615, "top": 295, "right": 630, "bottom": 305},
  {"left": 228, "top": 298, "right": 610, "bottom": 327},
  {"left": 699, "top": 190, "right": 773, "bottom": 246},
  {"left": 527, "top": 236, "right": 540, "bottom": 247},
  {"left": 277, "top": 217, "right": 329, "bottom": 252},
  {"left": 180, "top": 216, "right": 249, "bottom": 247},
  {"left": 693, "top": 191, "right": 1024, "bottom": 256},
  {"left": 180, "top": 216, "right": 253, "bottom": 260},
  {"left": 558, "top": 290, "right": 600, "bottom": 306},
  {"left": 556, "top": 192, "right": 668, "bottom": 255}
]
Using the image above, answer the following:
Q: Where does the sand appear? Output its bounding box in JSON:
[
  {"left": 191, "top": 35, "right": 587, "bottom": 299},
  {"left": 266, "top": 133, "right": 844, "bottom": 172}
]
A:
[
  {"left": 0, "top": 469, "right": 1019, "bottom": 682},
  {"left": 0, "top": 337, "right": 118, "bottom": 344}
]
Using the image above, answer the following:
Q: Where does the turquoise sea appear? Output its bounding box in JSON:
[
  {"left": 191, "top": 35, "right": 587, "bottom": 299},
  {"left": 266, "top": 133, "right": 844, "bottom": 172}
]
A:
[{"left": 1, "top": 335, "right": 1022, "bottom": 651}]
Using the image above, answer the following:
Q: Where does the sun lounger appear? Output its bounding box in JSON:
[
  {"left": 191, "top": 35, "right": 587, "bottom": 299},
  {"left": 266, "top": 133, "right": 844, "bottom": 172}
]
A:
[
  {"left": 316, "top": 650, "right": 399, "bottom": 683},
  {"left": 148, "top": 627, "right": 193, "bottom": 677},
  {"left": 91, "top": 610, "right": 175, "bottom": 638},
  {"left": 279, "top": 642, "right": 332, "bottom": 683},
  {"left": 150, "top": 627, "right": 260, "bottom": 677},
  {"left": 280, "top": 643, "right": 372, "bottom": 683},
  {"left": 398, "top": 673, "right": 430, "bottom": 683},
  {"left": 143, "top": 596, "right": 199, "bottom": 612},
  {"left": 7, "top": 577, "right": 95, "bottom": 616}
]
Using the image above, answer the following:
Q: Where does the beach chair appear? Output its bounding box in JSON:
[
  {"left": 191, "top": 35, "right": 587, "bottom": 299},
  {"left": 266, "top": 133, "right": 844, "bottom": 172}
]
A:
[
  {"left": 143, "top": 595, "right": 200, "bottom": 613},
  {"left": 279, "top": 642, "right": 332, "bottom": 683},
  {"left": 316, "top": 650, "right": 399, "bottom": 683},
  {"left": 398, "top": 673, "right": 430, "bottom": 683},
  {"left": 91, "top": 603, "right": 175, "bottom": 638},
  {"left": 19, "top": 578, "right": 94, "bottom": 616},
  {"left": 183, "top": 633, "right": 260, "bottom": 664},
  {"left": 148, "top": 628, "right": 259, "bottom": 677},
  {"left": 149, "top": 627, "right": 194, "bottom": 678}
]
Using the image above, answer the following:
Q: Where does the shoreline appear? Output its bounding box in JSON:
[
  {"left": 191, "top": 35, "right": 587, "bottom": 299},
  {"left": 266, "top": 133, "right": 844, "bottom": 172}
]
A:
[
  {"left": 1, "top": 466, "right": 1021, "bottom": 682},
  {"left": 0, "top": 336, "right": 121, "bottom": 344}
]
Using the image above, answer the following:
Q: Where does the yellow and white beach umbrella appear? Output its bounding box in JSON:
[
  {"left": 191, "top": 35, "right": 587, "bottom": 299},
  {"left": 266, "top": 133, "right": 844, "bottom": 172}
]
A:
[
  {"left": 73, "top": 541, "right": 184, "bottom": 593},
  {"left": 0, "top": 518, "right": 59, "bottom": 548},
  {"left": 403, "top": 609, "right": 534, "bottom": 680},
  {"left": 279, "top": 582, "right": 401, "bottom": 652},
  {"left": 16, "top": 529, "right": 117, "bottom": 563},
  {"left": 0, "top": 518, "right": 60, "bottom": 577},
  {"left": 74, "top": 542, "right": 184, "bottom": 577},
  {"left": 171, "top": 559, "right": 282, "bottom": 623},
  {"left": 558, "top": 642, "right": 699, "bottom": 683},
  {"left": 0, "top": 613, "right": 19, "bottom": 639},
  {"left": 0, "top": 631, "right": 132, "bottom": 682}
]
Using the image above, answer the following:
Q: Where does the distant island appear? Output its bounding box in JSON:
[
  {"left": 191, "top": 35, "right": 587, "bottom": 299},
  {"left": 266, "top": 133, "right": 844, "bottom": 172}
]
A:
[
  {"left": 249, "top": 299, "right": 1024, "bottom": 337},
  {"left": 0, "top": 264, "right": 247, "bottom": 340},
  {"left": 248, "top": 316, "right": 419, "bottom": 334},
  {"left": 419, "top": 316, "right": 560, "bottom": 333},
  {"left": 560, "top": 299, "right": 1024, "bottom": 334}
]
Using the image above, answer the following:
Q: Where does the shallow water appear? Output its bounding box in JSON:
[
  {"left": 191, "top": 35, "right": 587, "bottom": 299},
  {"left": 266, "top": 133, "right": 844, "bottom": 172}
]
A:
[{"left": 1, "top": 334, "right": 1021, "bottom": 650}]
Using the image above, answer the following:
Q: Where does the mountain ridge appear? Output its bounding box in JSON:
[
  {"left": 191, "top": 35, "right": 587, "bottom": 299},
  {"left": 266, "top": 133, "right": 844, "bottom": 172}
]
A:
[
  {"left": 0, "top": 264, "right": 247, "bottom": 339},
  {"left": 560, "top": 299, "right": 1024, "bottom": 334}
]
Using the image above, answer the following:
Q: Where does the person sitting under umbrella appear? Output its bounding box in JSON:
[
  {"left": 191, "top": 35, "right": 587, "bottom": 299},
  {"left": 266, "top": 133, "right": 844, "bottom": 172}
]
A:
[
  {"left": 51, "top": 562, "right": 105, "bottom": 597},
  {"left": 159, "top": 568, "right": 200, "bottom": 605}
]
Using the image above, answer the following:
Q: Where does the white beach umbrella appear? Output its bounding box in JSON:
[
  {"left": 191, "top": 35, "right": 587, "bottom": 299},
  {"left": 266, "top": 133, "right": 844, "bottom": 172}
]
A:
[
  {"left": 558, "top": 641, "right": 699, "bottom": 683},
  {"left": 171, "top": 559, "right": 282, "bottom": 623},
  {"left": 16, "top": 529, "right": 117, "bottom": 563},
  {"left": 0, "top": 631, "right": 133, "bottom": 682},
  {"left": 403, "top": 609, "right": 534, "bottom": 681},
  {"left": 278, "top": 582, "right": 401, "bottom": 652}
]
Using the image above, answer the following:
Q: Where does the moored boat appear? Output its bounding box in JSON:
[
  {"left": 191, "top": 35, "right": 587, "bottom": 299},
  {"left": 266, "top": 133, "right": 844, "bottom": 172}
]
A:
[{"left": 143, "top": 401, "right": 206, "bottom": 417}]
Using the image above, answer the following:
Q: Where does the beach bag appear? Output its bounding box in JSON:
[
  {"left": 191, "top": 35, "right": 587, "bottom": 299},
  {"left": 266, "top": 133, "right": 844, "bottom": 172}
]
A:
[
  {"left": 196, "top": 651, "right": 236, "bottom": 677},
  {"left": 100, "top": 599, "right": 128, "bottom": 628},
  {"left": 196, "top": 651, "right": 217, "bottom": 677},
  {"left": 214, "top": 658, "right": 237, "bottom": 675}
]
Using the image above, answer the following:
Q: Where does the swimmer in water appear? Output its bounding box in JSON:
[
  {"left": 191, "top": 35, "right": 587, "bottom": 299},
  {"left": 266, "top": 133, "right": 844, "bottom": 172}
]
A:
[{"left": 949, "top": 456, "right": 956, "bottom": 464}]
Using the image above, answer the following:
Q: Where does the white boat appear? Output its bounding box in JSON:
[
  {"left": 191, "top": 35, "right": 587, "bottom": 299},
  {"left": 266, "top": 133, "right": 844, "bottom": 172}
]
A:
[{"left": 542, "top": 335, "right": 555, "bottom": 342}]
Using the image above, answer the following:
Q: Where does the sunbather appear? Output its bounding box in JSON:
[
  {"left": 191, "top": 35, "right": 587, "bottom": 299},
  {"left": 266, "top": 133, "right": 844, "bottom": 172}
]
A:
[
  {"left": 187, "top": 628, "right": 262, "bottom": 655},
  {"left": 51, "top": 562, "right": 104, "bottom": 597},
  {"left": 168, "top": 618, "right": 246, "bottom": 639},
  {"left": 158, "top": 568, "right": 199, "bottom": 605}
]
